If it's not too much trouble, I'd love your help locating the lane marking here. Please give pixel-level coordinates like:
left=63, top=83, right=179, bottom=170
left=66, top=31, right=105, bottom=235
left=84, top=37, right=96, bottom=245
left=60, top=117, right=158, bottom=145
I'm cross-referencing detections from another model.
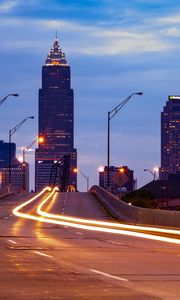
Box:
left=8, top=239, right=17, bottom=244
left=90, top=269, right=128, bottom=282
left=34, top=251, right=53, bottom=258
left=76, top=232, right=83, bottom=235
left=107, top=240, right=123, bottom=245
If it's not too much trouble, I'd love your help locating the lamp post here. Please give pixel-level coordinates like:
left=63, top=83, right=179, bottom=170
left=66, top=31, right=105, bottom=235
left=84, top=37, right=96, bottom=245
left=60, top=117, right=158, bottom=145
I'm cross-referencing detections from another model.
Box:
left=22, top=136, right=44, bottom=191
left=144, top=168, right=158, bottom=181
left=107, top=92, right=143, bottom=188
left=144, top=167, right=159, bottom=199
left=23, top=138, right=38, bottom=163
left=0, top=93, right=19, bottom=106
left=8, top=116, right=34, bottom=185
left=74, top=168, right=89, bottom=191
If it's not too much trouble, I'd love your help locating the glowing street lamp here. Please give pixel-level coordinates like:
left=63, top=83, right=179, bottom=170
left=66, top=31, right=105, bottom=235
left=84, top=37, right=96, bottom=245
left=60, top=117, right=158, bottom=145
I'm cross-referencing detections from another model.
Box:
left=22, top=136, right=44, bottom=191
left=38, top=136, right=44, bottom=144
left=119, top=167, right=125, bottom=174
left=0, top=93, right=19, bottom=106
left=107, top=92, right=143, bottom=188
left=144, top=167, right=159, bottom=181
left=23, top=136, right=44, bottom=163
left=74, top=168, right=89, bottom=191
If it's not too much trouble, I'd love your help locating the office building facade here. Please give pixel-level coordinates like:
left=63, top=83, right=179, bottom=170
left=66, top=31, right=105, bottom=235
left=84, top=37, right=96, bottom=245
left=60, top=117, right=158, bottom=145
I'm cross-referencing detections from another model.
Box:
left=35, top=37, right=77, bottom=191
left=160, top=96, right=180, bottom=180
left=0, top=140, right=29, bottom=191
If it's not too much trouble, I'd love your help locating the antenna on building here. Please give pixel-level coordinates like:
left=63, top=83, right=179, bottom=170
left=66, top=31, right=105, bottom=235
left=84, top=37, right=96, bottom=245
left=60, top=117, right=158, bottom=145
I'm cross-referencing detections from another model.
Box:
left=55, top=30, right=58, bottom=40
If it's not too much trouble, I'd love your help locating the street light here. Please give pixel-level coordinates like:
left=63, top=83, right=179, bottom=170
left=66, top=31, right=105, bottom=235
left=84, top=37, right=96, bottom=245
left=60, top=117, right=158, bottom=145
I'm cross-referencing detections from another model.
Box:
left=74, top=168, right=89, bottom=191
left=22, top=136, right=44, bottom=190
left=23, top=136, right=44, bottom=163
left=144, top=167, right=158, bottom=181
left=107, top=92, right=143, bottom=188
left=0, top=93, right=19, bottom=106
left=8, top=116, right=34, bottom=185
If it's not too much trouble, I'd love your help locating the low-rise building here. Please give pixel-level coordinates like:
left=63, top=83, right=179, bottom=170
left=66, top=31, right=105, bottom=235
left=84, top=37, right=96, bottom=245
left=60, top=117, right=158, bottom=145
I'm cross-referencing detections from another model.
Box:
left=99, top=165, right=134, bottom=196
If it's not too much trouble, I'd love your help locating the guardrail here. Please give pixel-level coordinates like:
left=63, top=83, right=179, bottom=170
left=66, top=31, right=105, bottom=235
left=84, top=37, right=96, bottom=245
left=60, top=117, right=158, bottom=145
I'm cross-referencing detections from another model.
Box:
left=90, top=185, right=180, bottom=228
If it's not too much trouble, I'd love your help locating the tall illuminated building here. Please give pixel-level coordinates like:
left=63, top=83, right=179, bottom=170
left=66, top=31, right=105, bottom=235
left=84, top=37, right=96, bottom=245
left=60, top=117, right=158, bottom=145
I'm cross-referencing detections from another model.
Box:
left=35, top=37, right=77, bottom=191
left=159, top=96, right=180, bottom=180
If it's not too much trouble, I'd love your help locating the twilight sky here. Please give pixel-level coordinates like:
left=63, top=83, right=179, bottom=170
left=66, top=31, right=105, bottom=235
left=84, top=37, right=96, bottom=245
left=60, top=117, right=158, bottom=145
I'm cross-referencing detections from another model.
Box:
left=1, top=0, right=180, bottom=191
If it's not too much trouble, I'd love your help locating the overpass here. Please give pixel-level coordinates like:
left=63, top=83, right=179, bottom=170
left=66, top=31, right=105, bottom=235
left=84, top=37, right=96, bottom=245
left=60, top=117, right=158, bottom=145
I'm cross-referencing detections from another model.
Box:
left=0, top=187, right=180, bottom=299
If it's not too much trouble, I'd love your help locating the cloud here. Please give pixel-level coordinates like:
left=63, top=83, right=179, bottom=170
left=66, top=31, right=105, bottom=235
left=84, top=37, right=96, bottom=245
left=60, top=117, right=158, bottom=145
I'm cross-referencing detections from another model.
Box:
left=163, top=27, right=180, bottom=37
left=0, top=0, right=19, bottom=12
left=157, top=14, right=180, bottom=25
left=0, top=16, right=173, bottom=55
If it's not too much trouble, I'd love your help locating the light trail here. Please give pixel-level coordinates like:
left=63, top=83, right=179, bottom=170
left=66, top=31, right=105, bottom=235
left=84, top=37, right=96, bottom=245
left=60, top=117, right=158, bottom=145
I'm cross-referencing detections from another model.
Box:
left=37, top=187, right=180, bottom=237
left=13, top=186, right=51, bottom=216
left=13, top=186, right=180, bottom=245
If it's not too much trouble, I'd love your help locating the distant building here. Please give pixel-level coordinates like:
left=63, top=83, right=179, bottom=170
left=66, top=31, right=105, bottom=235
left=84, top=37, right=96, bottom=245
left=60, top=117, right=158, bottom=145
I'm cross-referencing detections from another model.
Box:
left=99, top=165, right=134, bottom=195
left=35, top=36, right=77, bottom=191
left=0, top=140, right=15, bottom=167
left=159, top=95, right=180, bottom=180
left=0, top=140, right=29, bottom=192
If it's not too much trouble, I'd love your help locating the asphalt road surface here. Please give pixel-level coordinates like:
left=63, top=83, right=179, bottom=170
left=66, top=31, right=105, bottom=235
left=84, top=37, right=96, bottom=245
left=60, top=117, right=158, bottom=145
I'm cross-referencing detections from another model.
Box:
left=0, top=191, right=180, bottom=300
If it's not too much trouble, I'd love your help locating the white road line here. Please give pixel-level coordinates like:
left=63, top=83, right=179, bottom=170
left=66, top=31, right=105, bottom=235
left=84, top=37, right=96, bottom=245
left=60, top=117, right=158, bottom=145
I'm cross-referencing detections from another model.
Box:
left=90, top=269, right=128, bottom=282
left=34, top=251, right=53, bottom=258
left=8, top=239, right=17, bottom=244
left=107, top=240, right=123, bottom=245
left=76, top=232, right=83, bottom=235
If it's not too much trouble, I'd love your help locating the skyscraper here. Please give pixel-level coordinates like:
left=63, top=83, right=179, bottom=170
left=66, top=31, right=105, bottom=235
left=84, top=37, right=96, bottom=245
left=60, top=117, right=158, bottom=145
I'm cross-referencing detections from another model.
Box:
left=35, top=37, right=77, bottom=191
left=159, top=95, right=180, bottom=180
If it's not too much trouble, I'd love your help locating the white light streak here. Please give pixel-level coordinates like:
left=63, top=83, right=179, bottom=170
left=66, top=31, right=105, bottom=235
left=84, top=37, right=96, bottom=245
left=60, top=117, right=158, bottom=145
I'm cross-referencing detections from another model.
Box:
left=8, top=239, right=17, bottom=244
left=90, top=269, right=128, bottom=282
left=34, top=251, right=53, bottom=258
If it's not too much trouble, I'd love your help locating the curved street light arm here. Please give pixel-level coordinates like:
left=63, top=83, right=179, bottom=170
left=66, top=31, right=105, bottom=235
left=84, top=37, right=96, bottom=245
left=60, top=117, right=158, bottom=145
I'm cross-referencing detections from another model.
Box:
left=0, top=93, right=19, bottom=106
left=78, top=169, right=88, bottom=180
left=109, top=92, right=143, bottom=120
left=8, top=116, right=34, bottom=185
left=10, top=116, right=34, bottom=136
left=23, top=138, right=37, bottom=163
left=107, top=92, right=143, bottom=188
left=144, top=168, right=157, bottom=180
left=76, top=169, right=89, bottom=191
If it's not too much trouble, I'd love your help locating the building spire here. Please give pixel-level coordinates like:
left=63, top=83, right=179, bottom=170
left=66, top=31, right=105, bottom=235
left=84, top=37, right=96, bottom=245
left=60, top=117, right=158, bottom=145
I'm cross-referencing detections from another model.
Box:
left=45, top=35, right=67, bottom=66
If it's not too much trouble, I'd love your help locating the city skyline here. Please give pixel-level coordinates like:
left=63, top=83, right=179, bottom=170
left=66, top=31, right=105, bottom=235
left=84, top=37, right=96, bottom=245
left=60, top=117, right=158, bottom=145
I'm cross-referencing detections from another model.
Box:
left=1, top=1, right=180, bottom=190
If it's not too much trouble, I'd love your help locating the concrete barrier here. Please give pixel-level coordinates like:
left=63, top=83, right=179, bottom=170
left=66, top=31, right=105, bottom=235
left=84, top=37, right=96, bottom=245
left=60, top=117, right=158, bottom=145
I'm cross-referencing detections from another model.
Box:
left=90, top=185, right=180, bottom=228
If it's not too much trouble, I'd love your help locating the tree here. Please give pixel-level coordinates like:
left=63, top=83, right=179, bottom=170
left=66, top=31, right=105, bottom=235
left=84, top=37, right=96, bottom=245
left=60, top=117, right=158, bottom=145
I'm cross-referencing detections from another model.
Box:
left=122, top=189, right=157, bottom=208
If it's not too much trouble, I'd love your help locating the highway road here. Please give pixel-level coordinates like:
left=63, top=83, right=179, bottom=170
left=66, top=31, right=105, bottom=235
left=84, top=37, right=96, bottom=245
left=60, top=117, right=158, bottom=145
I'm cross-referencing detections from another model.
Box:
left=0, top=190, right=180, bottom=300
